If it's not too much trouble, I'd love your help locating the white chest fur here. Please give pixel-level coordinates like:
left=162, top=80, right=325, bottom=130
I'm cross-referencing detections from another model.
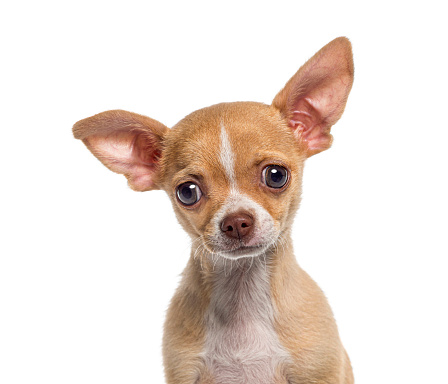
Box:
left=203, top=257, right=289, bottom=384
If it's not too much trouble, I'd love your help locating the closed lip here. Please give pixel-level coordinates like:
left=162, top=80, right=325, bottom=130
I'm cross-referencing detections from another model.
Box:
left=218, top=244, right=269, bottom=259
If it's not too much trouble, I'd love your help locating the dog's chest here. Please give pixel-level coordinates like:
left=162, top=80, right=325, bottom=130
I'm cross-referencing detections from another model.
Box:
left=203, top=260, right=288, bottom=384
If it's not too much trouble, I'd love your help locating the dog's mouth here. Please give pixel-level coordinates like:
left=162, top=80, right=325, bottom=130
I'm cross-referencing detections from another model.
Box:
left=204, top=239, right=274, bottom=260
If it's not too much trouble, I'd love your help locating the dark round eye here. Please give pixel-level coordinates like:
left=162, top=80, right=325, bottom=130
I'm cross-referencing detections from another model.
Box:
left=176, top=182, right=202, bottom=206
left=263, top=165, right=288, bottom=189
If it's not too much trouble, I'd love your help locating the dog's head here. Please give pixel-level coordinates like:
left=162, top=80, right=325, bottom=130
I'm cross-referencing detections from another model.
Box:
left=73, top=37, right=353, bottom=260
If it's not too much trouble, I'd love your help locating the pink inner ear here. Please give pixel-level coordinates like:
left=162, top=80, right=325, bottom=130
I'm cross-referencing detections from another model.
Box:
left=74, top=109, right=169, bottom=190
left=85, top=129, right=161, bottom=191
left=273, top=37, right=354, bottom=156
left=286, top=75, right=352, bottom=154
left=288, top=97, right=325, bottom=148
left=289, top=100, right=316, bottom=133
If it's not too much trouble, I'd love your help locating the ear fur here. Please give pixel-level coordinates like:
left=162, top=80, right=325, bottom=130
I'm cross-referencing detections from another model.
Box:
left=272, top=37, right=354, bottom=157
left=73, top=110, right=169, bottom=191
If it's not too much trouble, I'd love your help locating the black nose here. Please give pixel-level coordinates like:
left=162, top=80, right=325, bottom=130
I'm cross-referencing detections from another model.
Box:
left=220, top=212, right=254, bottom=240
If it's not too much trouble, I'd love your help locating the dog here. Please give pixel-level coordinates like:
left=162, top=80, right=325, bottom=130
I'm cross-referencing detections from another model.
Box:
left=73, top=36, right=354, bottom=384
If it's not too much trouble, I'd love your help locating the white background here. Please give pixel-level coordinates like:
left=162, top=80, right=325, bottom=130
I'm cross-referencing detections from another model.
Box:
left=1, top=1, right=447, bottom=383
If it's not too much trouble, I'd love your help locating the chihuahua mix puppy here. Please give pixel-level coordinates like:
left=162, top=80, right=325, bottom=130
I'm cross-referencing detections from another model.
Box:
left=74, top=37, right=354, bottom=384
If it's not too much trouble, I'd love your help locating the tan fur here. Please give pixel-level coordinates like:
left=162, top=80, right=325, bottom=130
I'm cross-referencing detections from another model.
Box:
left=162, top=256, right=211, bottom=383
left=73, top=37, right=354, bottom=383
left=270, top=244, right=354, bottom=383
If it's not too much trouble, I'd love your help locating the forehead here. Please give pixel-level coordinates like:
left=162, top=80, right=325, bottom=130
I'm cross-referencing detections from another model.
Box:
left=162, top=102, right=301, bottom=178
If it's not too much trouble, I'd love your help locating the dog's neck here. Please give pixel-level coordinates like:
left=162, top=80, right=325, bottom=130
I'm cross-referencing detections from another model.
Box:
left=189, top=231, right=295, bottom=299
left=191, top=235, right=294, bottom=383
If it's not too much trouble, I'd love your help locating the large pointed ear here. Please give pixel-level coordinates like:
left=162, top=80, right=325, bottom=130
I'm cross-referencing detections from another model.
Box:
left=272, top=37, right=354, bottom=157
left=73, top=110, right=169, bottom=191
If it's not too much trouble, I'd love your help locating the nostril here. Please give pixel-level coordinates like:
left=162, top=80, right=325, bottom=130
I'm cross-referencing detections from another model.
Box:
left=220, top=212, right=254, bottom=239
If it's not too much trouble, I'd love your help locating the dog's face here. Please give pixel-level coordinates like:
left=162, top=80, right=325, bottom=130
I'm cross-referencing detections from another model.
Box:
left=159, top=102, right=306, bottom=259
left=73, top=37, right=354, bottom=260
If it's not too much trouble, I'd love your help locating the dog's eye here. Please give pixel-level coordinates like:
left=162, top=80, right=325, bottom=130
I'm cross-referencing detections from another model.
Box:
left=263, top=165, right=288, bottom=189
left=176, top=182, right=202, bottom=206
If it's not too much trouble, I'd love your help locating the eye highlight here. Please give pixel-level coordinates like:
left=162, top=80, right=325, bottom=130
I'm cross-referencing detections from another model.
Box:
left=176, top=182, right=202, bottom=206
left=263, top=165, right=288, bottom=189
